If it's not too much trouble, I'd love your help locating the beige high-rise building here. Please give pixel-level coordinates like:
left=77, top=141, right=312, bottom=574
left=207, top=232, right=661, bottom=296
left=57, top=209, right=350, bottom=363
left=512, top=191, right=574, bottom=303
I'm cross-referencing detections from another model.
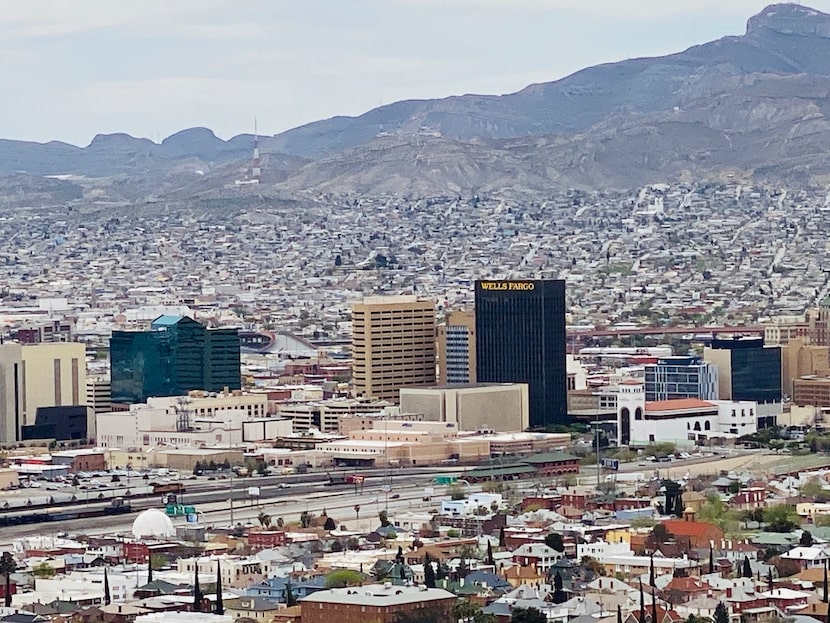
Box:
left=437, top=310, right=477, bottom=385
left=351, top=295, right=436, bottom=402
left=21, top=342, right=87, bottom=425
left=782, top=338, right=830, bottom=399
left=0, top=342, right=86, bottom=442
left=763, top=315, right=810, bottom=346
left=0, top=343, right=25, bottom=443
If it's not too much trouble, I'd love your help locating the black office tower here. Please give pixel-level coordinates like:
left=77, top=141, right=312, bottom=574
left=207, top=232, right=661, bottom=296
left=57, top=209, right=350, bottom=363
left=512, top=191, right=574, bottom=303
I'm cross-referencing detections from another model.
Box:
left=475, top=279, right=567, bottom=428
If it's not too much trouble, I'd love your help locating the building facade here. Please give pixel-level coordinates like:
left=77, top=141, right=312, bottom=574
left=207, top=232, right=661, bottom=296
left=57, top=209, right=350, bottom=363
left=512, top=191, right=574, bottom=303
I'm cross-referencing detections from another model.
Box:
left=793, top=376, right=830, bottom=408
left=86, top=377, right=112, bottom=415
left=351, top=296, right=436, bottom=403
left=299, top=584, right=456, bottom=623
left=782, top=338, right=830, bottom=399
left=0, top=342, right=88, bottom=441
left=644, top=357, right=718, bottom=402
left=21, top=342, right=87, bottom=425
left=110, top=315, right=241, bottom=404
left=475, top=279, right=567, bottom=427
left=704, top=336, right=782, bottom=427
left=399, top=383, right=529, bottom=432
left=437, top=310, right=476, bottom=385
left=0, top=343, right=24, bottom=443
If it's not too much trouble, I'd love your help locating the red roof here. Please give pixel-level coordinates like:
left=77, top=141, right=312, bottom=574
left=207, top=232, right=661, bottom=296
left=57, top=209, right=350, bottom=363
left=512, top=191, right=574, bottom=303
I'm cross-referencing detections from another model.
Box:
left=662, top=519, right=723, bottom=538
left=664, top=576, right=711, bottom=592
left=645, top=398, right=716, bottom=412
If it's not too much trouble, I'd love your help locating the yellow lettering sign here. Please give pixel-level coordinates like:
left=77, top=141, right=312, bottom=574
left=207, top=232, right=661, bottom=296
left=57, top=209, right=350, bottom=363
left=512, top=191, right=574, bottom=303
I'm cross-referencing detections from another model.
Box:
left=479, top=281, right=535, bottom=291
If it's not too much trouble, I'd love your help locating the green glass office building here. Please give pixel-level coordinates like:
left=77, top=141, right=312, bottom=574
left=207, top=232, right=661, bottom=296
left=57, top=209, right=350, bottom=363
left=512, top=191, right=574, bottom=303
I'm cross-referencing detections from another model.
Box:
left=110, top=316, right=241, bottom=404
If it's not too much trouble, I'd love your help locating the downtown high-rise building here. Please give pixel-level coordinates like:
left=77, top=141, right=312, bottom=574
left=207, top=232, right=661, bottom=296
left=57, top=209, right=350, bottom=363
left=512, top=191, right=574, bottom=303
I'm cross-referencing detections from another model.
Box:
left=437, top=310, right=477, bottom=385
left=475, top=279, right=567, bottom=428
left=351, top=295, right=436, bottom=402
left=110, top=315, right=241, bottom=404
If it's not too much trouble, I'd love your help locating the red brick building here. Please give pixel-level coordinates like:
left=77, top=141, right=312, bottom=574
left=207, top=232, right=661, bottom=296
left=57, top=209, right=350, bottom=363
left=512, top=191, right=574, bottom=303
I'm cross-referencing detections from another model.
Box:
left=247, top=530, right=287, bottom=551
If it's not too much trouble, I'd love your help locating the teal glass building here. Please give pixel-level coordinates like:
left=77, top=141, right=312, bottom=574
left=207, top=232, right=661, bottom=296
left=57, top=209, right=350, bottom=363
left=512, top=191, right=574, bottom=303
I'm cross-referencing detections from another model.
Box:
left=110, top=316, right=241, bottom=404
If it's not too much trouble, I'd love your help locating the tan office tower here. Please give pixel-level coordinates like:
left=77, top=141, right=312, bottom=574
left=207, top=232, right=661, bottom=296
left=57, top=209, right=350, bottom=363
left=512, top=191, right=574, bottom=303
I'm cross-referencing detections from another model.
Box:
left=352, top=295, right=436, bottom=402
left=21, top=342, right=87, bottom=425
left=0, top=343, right=25, bottom=443
left=437, top=310, right=477, bottom=385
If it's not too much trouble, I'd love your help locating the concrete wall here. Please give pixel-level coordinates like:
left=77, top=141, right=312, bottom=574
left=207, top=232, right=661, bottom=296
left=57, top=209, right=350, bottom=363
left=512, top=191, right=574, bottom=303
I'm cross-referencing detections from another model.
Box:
left=399, top=384, right=529, bottom=432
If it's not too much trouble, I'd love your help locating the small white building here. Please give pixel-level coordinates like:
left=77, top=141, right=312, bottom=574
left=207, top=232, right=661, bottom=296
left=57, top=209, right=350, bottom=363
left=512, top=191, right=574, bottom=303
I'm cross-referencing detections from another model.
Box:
left=617, top=380, right=757, bottom=447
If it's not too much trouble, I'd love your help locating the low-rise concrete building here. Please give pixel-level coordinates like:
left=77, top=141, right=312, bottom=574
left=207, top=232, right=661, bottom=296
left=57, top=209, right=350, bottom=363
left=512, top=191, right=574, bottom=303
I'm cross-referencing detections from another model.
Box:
left=399, top=383, right=530, bottom=432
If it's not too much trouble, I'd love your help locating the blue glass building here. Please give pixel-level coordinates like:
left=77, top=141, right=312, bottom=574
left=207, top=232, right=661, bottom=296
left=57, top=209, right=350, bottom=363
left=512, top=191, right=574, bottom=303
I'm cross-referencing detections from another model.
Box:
left=110, top=316, right=241, bottom=404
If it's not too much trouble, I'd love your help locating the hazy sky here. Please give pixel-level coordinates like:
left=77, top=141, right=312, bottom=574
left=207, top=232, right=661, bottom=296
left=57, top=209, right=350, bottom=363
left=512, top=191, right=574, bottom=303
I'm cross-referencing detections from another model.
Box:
left=2, top=0, right=829, bottom=146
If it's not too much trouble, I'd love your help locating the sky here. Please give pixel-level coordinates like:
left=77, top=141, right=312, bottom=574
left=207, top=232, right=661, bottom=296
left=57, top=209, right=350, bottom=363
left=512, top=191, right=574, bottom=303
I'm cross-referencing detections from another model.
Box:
left=2, top=0, right=830, bottom=146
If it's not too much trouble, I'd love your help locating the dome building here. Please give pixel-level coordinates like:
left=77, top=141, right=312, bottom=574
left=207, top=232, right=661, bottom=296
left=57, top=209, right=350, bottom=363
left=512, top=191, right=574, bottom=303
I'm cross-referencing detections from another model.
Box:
left=132, top=508, right=175, bottom=539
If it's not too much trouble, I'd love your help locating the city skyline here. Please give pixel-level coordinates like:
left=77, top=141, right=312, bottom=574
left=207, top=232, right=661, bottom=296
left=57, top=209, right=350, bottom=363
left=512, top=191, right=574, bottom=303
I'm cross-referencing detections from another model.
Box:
left=1, top=0, right=826, bottom=145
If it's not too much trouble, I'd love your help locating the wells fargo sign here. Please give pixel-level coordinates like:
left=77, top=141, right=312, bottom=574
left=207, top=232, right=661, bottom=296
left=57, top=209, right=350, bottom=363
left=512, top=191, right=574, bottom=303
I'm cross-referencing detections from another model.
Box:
left=478, top=281, right=536, bottom=291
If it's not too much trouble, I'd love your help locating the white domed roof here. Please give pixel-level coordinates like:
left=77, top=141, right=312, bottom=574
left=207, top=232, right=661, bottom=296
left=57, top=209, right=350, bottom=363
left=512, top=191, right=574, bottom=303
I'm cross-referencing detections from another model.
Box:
left=132, top=508, right=175, bottom=539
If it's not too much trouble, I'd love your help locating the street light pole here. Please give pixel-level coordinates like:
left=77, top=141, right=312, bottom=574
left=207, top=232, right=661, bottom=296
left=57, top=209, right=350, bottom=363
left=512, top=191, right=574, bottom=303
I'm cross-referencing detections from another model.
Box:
left=595, top=393, right=602, bottom=488
left=229, top=469, right=234, bottom=526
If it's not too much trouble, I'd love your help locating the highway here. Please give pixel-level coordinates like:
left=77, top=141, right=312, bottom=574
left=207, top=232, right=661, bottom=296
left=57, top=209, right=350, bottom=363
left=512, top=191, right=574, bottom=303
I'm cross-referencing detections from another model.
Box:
left=0, top=467, right=465, bottom=544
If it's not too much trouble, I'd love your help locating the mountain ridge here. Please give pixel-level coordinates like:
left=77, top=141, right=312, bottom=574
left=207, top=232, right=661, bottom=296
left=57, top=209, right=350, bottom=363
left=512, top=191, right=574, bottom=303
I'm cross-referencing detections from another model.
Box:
left=3, top=3, right=830, bottom=197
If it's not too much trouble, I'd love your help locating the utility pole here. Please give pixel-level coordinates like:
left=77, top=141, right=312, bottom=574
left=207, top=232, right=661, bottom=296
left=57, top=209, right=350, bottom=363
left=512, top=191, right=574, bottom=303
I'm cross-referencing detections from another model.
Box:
left=229, top=469, right=234, bottom=526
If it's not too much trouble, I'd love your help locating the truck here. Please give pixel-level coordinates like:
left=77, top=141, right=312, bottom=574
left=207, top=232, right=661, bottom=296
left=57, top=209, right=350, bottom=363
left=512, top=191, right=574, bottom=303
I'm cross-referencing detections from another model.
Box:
left=152, top=482, right=186, bottom=495
left=325, top=473, right=366, bottom=487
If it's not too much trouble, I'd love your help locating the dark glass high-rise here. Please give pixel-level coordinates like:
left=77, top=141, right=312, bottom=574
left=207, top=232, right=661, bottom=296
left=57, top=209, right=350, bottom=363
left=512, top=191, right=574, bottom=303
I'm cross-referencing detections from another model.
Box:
left=475, top=279, right=567, bottom=428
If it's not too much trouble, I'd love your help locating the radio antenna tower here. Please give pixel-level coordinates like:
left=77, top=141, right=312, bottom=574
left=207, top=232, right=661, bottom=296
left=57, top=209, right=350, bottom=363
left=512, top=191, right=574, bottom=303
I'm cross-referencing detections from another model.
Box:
left=251, top=117, right=261, bottom=182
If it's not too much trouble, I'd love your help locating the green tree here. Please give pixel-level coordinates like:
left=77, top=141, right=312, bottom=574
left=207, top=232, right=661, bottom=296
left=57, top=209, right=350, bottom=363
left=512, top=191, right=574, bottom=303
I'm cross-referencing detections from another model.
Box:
left=423, top=553, right=436, bottom=589
left=511, top=607, right=548, bottom=623
left=545, top=533, right=565, bottom=553
left=257, top=512, right=271, bottom=528
left=324, top=569, right=364, bottom=588
left=801, top=530, right=814, bottom=547
left=324, top=516, right=336, bottom=531
left=33, top=562, right=54, bottom=579
left=763, top=505, right=799, bottom=533
left=697, top=495, right=740, bottom=535
left=0, top=551, right=15, bottom=608
left=663, top=480, right=684, bottom=517
left=553, top=571, right=566, bottom=604
left=651, top=523, right=670, bottom=544
left=713, top=602, right=729, bottom=623
left=285, top=579, right=297, bottom=607
left=454, top=599, right=497, bottom=623
left=448, top=485, right=466, bottom=501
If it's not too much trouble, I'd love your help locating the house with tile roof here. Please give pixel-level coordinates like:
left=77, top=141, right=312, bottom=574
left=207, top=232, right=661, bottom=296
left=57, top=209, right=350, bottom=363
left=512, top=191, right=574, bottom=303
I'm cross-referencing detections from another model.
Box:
left=661, top=508, right=724, bottom=549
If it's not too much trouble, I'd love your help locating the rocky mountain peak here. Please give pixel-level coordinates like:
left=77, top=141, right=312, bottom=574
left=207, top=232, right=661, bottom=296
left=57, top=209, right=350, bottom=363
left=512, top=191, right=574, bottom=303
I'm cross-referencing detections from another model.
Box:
left=747, top=3, right=830, bottom=37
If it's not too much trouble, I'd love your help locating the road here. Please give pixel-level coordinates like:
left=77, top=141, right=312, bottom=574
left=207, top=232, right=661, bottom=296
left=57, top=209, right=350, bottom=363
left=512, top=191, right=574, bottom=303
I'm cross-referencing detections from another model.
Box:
left=0, top=469, right=459, bottom=545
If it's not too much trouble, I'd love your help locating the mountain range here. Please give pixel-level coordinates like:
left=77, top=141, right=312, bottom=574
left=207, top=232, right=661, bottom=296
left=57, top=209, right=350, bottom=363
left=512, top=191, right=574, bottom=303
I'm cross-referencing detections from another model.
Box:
left=7, top=2, right=830, bottom=202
